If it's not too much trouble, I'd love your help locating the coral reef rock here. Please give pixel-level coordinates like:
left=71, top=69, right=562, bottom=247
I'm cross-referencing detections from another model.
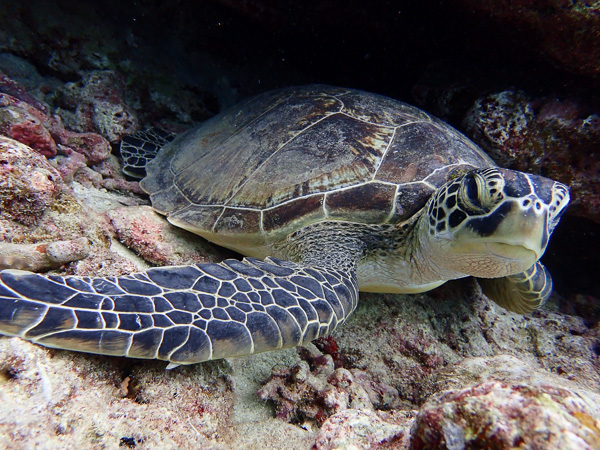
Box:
left=410, top=381, right=600, bottom=449
left=453, top=0, right=600, bottom=77
left=0, top=92, right=57, bottom=157
left=107, top=205, right=232, bottom=266
left=0, top=136, right=62, bottom=225
left=0, top=86, right=112, bottom=166
left=56, top=70, right=138, bottom=144
left=315, top=409, right=414, bottom=449
left=0, top=337, right=234, bottom=449
left=258, top=344, right=400, bottom=426
left=464, top=90, right=600, bottom=224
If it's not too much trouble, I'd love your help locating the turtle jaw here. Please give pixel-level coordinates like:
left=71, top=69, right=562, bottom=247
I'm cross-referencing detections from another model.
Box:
left=432, top=238, right=540, bottom=279
left=484, top=242, right=538, bottom=262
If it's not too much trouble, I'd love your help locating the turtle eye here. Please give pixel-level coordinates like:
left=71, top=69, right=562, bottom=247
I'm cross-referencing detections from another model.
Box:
left=459, top=173, right=485, bottom=213
left=465, top=175, right=480, bottom=205
left=459, top=170, right=505, bottom=213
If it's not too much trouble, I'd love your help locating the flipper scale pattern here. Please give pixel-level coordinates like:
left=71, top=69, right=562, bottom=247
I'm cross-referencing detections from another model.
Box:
left=0, top=257, right=358, bottom=364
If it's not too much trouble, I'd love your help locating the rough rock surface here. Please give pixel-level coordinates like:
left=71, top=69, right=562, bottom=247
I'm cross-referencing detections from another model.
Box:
left=258, top=345, right=400, bottom=426
left=0, top=337, right=235, bottom=449
left=0, top=136, right=63, bottom=225
left=55, top=70, right=138, bottom=144
left=0, top=92, right=57, bottom=157
left=464, top=91, right=600, bottom=223
left=453, top=0, right=600, bottom=77
left=107, top=205, right=233, bottom=266
left=411, top=381, right=600, bottom=449
left=0, top=90, right=112, bottom=165
left=0, top=136, right=147, bottom=277
left=315, top=409, right=414, bottom=449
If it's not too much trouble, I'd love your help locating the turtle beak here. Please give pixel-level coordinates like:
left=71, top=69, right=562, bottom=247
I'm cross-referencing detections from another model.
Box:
left=487, top=174, right=570, bottom=260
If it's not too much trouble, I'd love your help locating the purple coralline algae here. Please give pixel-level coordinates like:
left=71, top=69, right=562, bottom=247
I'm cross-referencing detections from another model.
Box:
left=258, top=344, right=401, bottom=426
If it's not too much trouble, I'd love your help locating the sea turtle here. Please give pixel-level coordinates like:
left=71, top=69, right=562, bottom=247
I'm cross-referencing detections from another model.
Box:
left=0, top=85, right=569, bottom=367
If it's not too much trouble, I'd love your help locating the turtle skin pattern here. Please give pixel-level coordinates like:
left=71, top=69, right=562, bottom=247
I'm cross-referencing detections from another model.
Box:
left=478, top=261, right=552, bottom=314
left=0, top=257, right=358, bottom=364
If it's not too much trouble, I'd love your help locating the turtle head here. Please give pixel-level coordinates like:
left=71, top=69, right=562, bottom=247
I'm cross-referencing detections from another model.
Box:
left=424, top=168, right=569, bottom=278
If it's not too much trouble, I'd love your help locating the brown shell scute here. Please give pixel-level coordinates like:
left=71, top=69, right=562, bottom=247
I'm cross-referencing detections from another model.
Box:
left=231, top=113, right=395, bottom=208
left=375, top=122, right=488, bottom=184
left=337, top=90, right=433, bottom=126
left=170, top=91, right=344, bottom=207
left=326, top=183, right=397, bottom=222
left=263, top=195, right=324, bottom=233
left=142, top=84, right=496, bottom=243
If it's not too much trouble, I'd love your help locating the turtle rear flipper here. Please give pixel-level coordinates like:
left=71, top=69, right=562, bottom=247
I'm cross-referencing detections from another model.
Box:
left=0, top=258, right=358, bottom=365
left=119, top=128, right=176, bottom=178
left=478, top=261, right=553, bottom=314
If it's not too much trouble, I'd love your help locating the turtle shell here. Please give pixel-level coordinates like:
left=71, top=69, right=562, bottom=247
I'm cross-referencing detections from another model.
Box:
left=141, top=85, right=495, bottom=253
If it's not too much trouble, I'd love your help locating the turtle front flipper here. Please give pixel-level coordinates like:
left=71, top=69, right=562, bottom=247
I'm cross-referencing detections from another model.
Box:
left=0, top=257, right=358, bottom=365
left=477, top=261, right=552, bottom=314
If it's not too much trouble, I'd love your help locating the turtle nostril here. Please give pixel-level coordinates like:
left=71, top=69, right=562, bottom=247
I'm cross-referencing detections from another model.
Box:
left=522, top=199, right=531, bottom=208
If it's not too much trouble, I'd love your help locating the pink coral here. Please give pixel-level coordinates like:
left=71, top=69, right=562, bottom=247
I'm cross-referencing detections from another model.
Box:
left=0, top=90, right=112, bottom=167
left=0, top=93, right=57, bottom=157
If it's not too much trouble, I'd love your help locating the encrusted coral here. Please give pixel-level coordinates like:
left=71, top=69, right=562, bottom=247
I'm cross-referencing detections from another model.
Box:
left=315, top=409, right=414, bottom=449
left=56, top=70, right=138, bottom=143
left=0, top=136, right=116, bottom=273
left=410, top=381, right=600, bottom=449
left=0, top=92, right=57, bottom=157
left=258, top=344, right=400, bottom=426
left=0, top=88, right=112, bottom=166
left=0, top=136, right=62, bottom=225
